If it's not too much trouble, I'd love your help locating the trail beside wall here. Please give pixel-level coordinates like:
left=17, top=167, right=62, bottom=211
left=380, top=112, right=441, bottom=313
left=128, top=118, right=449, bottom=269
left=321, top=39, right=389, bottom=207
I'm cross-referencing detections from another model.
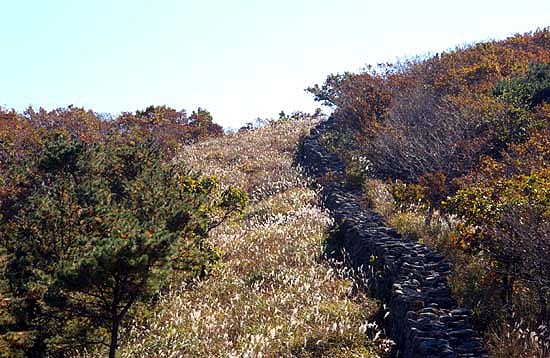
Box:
left=296, top=119, right=488, bottom=358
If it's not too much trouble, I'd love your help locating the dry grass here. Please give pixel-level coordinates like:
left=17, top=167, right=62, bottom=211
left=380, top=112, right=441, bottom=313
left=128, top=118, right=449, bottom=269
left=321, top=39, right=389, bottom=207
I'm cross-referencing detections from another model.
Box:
left=363, top=178, right=456, bottom=253
left=95, top=119, right=392, bottom=357
left=485, top=319, right=550, bottom=358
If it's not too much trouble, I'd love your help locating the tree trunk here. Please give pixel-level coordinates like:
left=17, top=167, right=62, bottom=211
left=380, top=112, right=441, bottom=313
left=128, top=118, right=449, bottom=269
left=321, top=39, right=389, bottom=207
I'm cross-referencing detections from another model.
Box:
left=501, top=274, right=514, bottom=318
left=109, top=317, right=120, bottom=358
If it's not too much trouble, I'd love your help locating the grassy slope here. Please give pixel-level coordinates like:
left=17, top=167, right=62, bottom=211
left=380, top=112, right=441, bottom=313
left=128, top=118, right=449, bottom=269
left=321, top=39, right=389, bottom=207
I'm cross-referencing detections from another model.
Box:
left=114, top=119, right=390, bottom=357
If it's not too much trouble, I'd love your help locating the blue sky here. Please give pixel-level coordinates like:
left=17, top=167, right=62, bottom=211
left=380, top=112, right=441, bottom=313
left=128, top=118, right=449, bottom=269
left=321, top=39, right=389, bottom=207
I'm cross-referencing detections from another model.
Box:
left=1, top=1, right=549, bottom=128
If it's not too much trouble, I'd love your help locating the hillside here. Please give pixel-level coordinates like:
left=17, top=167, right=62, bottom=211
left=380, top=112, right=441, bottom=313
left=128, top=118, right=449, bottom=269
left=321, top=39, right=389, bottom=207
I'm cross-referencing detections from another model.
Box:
left=1, top=28, right=550, bottom=358
left=110, top=119, right=392, bottom=357
left=0, top=112, right=394, bottom=357
left=308, top=28, right=550, bottom=356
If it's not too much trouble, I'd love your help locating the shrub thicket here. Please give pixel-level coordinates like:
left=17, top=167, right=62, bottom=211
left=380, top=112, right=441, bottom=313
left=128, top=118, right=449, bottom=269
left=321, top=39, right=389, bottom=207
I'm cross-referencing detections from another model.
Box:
left=310, top=28, right=550, bottom=354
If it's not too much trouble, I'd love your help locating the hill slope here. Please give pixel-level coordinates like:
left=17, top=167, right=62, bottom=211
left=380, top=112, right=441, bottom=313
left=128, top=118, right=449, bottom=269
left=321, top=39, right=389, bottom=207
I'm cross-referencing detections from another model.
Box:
left=113, top=119, right=392, bottom=357
left=308, top=28, right=550, bottom=356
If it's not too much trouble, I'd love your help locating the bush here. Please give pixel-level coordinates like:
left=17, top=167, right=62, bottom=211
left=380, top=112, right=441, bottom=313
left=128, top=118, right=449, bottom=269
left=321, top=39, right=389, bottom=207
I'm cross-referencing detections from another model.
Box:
left=366, top=86, right=484, bottom=183
left=448, top=172, right=550, bottom=324
left=306, top=69, right=394, bottom=135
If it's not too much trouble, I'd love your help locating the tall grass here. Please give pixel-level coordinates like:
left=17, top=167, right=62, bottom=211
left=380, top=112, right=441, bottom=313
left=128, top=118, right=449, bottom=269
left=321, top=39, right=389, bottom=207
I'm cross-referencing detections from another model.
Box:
left=99, top=119, right=392, bottom=357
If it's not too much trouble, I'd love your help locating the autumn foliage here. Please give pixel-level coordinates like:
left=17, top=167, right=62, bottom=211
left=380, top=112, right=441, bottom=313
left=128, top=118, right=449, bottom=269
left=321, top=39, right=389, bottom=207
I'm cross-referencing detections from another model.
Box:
left=0, top=105, right=222, bottom=161
left=311, top=28, right=550, bottom=349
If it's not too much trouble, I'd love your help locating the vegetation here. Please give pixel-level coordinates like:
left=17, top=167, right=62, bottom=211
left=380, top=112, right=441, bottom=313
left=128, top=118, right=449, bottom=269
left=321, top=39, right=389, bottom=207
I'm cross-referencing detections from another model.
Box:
left=3, top=25, right=550, bottom=357
left=0, top=105, right=223, bottom=162
left=107, top=118, right=392, bottom=357
left=0, top=107, right=388, bottom=356
left=0, top=106, right=243, bottom=357
left=310, top=28, right=550, bottom=356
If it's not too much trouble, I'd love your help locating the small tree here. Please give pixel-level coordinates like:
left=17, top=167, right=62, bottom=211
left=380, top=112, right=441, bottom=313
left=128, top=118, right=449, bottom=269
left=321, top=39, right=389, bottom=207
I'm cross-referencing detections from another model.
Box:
left=307, top=70, right=394, bottom=135
left=0, top=132, right=247, bottom=357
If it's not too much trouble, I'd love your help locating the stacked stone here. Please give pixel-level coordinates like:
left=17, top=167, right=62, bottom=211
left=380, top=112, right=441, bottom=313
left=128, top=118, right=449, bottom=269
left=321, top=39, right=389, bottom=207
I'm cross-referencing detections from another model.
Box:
left=296, top=119, right=488, bottom=358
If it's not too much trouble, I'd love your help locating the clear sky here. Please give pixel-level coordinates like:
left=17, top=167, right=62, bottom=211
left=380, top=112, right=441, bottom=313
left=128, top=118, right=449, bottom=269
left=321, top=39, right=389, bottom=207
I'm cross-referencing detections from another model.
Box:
left=1, top=1, right=549, bottom=129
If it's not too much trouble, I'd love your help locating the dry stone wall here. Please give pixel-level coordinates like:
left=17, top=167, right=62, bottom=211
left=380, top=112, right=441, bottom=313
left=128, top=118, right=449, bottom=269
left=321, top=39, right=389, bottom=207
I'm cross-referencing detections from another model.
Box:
left=296, top=119, right=488, bottom=358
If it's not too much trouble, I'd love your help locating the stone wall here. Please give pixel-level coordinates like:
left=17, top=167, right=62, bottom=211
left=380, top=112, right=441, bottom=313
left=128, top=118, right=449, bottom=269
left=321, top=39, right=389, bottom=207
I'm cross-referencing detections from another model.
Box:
left=296, top=119, right=488, bottom=358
